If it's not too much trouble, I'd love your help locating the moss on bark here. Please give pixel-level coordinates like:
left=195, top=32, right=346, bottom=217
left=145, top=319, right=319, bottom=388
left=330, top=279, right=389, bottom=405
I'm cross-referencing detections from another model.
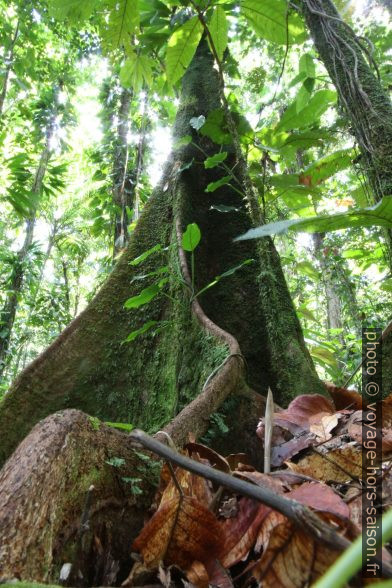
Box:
left=0, top=41, right=325, bottom=468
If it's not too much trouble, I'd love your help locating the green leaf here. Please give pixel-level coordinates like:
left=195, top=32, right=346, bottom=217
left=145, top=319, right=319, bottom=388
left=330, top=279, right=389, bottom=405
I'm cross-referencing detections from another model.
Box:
left=182, top=223, right=201, bottom=251
left=48, top=0, right=95, bottom=23
left=205, top=175, right=232, bottom=192
left=310, top=346, right=337, bottom=367
left=125, top=320, right=158, bottom=342
left=204, top=151, right=228, bottom=169
left=120, top=52, right=153, bottom=91
left=200, top=109, right=231, bottom=144
left=166, top=16, right=204, bottom=85
left=235, top=196, right=392, bottom=240
left=190, top=115, right=206, bottom=130
left=105, top=421, right=134, bottom=431
left=102, top=0, right=139, bottom=52
left=299, top=148, right=354, bottom=187
left=130, top=244, right=162, bottom=266
left=173, top=135, right=192, bottom=149
left=124, top=280, right=168, bottom=308
left=195, top=259, right=254, bottom=298
left=208, top=6, right=229, bottom=61
left=295, top=77, right=315, bottom=113
left=277, top=90, right=336, bottom=132
left=299, top=53, right=315, bottom=78
left=296, top=261, right=320, bottom=280
left=241, top=0, right=307, bottom=45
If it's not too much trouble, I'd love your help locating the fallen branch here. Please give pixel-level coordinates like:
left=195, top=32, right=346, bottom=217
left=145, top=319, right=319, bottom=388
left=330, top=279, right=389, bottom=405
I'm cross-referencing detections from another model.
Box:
left=131, top=429, right=392, bottom=578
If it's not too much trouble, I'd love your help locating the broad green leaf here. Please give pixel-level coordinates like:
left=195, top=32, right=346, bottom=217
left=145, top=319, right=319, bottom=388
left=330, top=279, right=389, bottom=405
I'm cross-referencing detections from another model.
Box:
left=102, top=0, right=139, bottom=52
left=182, top=223, right=201, bottom=251
left=166, top=16, right=203, bottom=85
left=120, top=52, right=153, bottom=91
left=173, top=135, right=192, bottom=149
left=299, top=53, right=315, bottom=78
left=310, top=346, right=338, bottom=367
left=124, top=280, right=168, bottom=308
left=105, top=421, right=134, bottom=431
left=205, top=175, right=232, bottom=192
left=381, top=278, right=392, bottom=292
left=204, top=151, right=228, bottom=169
left=241, top=0, right=307, bottom=45
left=276, top=90, right=336, bottom=132
left=125, top=320, right=158, bottom=342
left=48, top=0, right=95, bottom=23
left=130, top=244, right=162, bottom=266
left=200, top=109, right=231, bottom=144
left=296, top=77, right=315, bottom=113
left=299, top=148, right=354, bottom=187
left=208, top=6, right=229, bottom=61
left=235, top=197, right=392, bottom=240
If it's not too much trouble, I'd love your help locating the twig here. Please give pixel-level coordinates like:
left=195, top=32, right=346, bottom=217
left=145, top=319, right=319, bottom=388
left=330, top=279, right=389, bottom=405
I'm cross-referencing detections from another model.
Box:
left=130, top=429, right=392, bottom=578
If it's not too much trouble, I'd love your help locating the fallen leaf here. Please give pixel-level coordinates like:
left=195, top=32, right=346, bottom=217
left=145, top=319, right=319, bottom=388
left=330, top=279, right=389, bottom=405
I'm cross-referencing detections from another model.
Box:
left=324, top=382, right=362, bottom=410
left=186, top=560, right=209, bottom=588
left=132, top=496, right=223, bottom=570
left=310, top=413, right=339, bottom=442
left=286, top=443, right=363, bottom=483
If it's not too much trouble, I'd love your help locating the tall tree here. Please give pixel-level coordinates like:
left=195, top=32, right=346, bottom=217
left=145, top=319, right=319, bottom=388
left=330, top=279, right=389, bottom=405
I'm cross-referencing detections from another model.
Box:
left=0, top=40, right=324, bottom=467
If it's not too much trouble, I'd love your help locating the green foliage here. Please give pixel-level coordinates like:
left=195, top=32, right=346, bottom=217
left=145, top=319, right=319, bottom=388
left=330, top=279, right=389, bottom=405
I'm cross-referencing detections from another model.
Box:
left=166, top=16, right=203, bottom=85
left=182, top=222, right=201, bottom=252
left=241, top=0, right=307, bottom=45
left=102, top=0, right=140, bottom=52
left=120, top=51, right=153, bottom=91
left=204, top=151, right=228, bottom=169
left=235, top=197, right=392, bottom=240
left=208, top=6, right=228, bottom=61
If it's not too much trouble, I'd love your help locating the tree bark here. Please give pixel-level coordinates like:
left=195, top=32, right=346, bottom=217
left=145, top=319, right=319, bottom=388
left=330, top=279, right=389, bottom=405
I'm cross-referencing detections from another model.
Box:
left=0, top=409, right=155, bottom=585
left=299, top=0, right=392, bottom=202
left=0, top=41, right=324, bottom=468
left=113, top=87, right=133, bottom=256
left=300, top=0, right=392, bottom=393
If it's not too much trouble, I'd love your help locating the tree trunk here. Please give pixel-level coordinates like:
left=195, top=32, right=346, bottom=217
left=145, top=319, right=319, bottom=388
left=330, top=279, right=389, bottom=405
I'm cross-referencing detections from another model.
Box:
left=0, top=409, right=155, bottom=585
left=0, top=41, right=324, bottom=468
left=0, top=135, right=53, bottom=379
left=0, top=19, right=19, bottom=120
left=132, top=93, right=148, bottom=223
left=300, top=0, right=392, bottom=201
left=300, top=0, right=392, bottom=392
left=113, top=87, right=133, bottom=256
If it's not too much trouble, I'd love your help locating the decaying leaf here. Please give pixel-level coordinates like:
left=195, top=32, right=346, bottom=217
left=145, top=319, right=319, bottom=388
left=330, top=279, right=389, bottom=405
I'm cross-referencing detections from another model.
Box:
left=132, top=495, right=223, bottom=570
left=286, top=442, right=363, bottom=482
left=252, top=518, right=339, bottom=587
left=309, top=413, right=339, bottom=442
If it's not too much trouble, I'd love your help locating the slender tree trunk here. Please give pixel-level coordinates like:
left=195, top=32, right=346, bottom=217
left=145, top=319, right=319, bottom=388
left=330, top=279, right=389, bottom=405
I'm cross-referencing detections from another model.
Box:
left=0, top=135, right=53, bottom=379
left=113, top=88, right=133, bottom=256
left=300, top=0, right=392, bottom=394
left=132, top=93, right=148, bottom=222
left=0, top=19, right=19, bottom=120
left=0, top=41, right=325, bottom=468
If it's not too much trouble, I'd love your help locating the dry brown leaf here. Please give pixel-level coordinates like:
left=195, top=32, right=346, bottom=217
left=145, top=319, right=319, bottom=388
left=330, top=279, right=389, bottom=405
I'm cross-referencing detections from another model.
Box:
left=219, top=498, right=271, bottom=568
left=324, top=382, right=363, bottom=410
left=274, top=394, right=335, bottom=432
left=252, top=518, right=339, bottom=587
left=186, top=560, right=209, bottom=588
left=185, top=442, right=231, bottom=473
left=310, top=413, right=339, bottom=442
left=288, top=482, right=349, bottom=519
left=159, top=462, right=213, bottom=506
left=286, top=443, right=363, bottom=482
left=132, top=495, right=223, bottom=570
left=271, top=434, right=317, bottom=467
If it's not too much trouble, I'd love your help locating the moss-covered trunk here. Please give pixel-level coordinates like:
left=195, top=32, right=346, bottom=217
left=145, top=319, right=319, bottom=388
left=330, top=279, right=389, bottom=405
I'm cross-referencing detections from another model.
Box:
left=0, top=41, right=324, bottom=468
left=300, top=0, right=392, bottom=392
left=300, top=0, right=392, bottom=202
